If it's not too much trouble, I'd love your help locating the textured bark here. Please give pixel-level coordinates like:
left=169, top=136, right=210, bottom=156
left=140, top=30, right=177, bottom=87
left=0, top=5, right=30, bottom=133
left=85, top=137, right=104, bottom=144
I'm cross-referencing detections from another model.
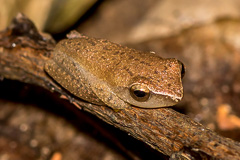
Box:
left=0, top=14, right=240, bottom=160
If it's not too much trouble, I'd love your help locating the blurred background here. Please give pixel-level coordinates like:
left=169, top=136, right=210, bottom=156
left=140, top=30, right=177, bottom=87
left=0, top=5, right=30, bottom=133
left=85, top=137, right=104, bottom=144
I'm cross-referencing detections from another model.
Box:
left=1, top=0, right=240, bottom=159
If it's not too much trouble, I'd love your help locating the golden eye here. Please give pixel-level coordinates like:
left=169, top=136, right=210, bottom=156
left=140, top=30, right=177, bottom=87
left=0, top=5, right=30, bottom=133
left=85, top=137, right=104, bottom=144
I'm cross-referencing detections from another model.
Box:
left=130, top=84, right=150, bottom=102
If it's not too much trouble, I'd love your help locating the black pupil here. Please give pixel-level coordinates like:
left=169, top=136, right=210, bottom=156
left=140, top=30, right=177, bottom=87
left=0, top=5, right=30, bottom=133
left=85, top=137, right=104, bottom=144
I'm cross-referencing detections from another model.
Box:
left=134, top=90, right=146, bottom=98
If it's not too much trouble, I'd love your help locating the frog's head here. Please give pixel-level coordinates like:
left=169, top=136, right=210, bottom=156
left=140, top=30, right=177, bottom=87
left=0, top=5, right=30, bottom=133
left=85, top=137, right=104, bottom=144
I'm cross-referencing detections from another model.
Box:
left=113, top=58, right=185, bottom=108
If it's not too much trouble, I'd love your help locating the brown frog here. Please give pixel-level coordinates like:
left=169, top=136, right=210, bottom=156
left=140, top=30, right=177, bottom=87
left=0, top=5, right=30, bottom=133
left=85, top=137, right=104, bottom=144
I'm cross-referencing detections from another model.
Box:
left=45, top=33, right=185, bottom=109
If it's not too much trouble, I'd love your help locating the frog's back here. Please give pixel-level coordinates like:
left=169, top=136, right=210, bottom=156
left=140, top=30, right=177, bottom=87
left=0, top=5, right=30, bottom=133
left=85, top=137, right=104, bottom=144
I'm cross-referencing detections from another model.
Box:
left=56, top=37, right=166, bottom=86
left=57, top=37, right=143, bottom=68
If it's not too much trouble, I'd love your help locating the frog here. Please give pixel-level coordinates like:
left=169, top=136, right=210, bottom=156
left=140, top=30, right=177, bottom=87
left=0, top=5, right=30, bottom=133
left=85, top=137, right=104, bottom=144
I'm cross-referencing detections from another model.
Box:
left=45, top=33, right=185, bottom=109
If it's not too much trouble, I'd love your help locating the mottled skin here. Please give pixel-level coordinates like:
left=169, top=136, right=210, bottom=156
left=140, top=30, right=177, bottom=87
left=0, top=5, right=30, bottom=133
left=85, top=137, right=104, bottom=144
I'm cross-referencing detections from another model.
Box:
left=45, top=35, right=184, bottom=109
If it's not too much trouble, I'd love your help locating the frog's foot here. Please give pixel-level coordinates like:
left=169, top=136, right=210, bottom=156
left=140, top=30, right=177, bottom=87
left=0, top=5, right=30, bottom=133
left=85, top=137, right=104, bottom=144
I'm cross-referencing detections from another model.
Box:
left=112, top=107, right=132, bottom=112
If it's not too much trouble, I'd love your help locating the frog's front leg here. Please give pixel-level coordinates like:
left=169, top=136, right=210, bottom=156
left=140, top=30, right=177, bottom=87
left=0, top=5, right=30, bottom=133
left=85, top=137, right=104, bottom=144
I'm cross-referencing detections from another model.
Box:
left=89, top=77, right=131, bottom=110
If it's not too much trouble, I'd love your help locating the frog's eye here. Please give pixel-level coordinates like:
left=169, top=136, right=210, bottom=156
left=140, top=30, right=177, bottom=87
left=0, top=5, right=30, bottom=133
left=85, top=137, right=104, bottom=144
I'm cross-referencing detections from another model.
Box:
left=130, top=84, right=150, bottom=102
left=178, top=61, right=185, bottom=79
